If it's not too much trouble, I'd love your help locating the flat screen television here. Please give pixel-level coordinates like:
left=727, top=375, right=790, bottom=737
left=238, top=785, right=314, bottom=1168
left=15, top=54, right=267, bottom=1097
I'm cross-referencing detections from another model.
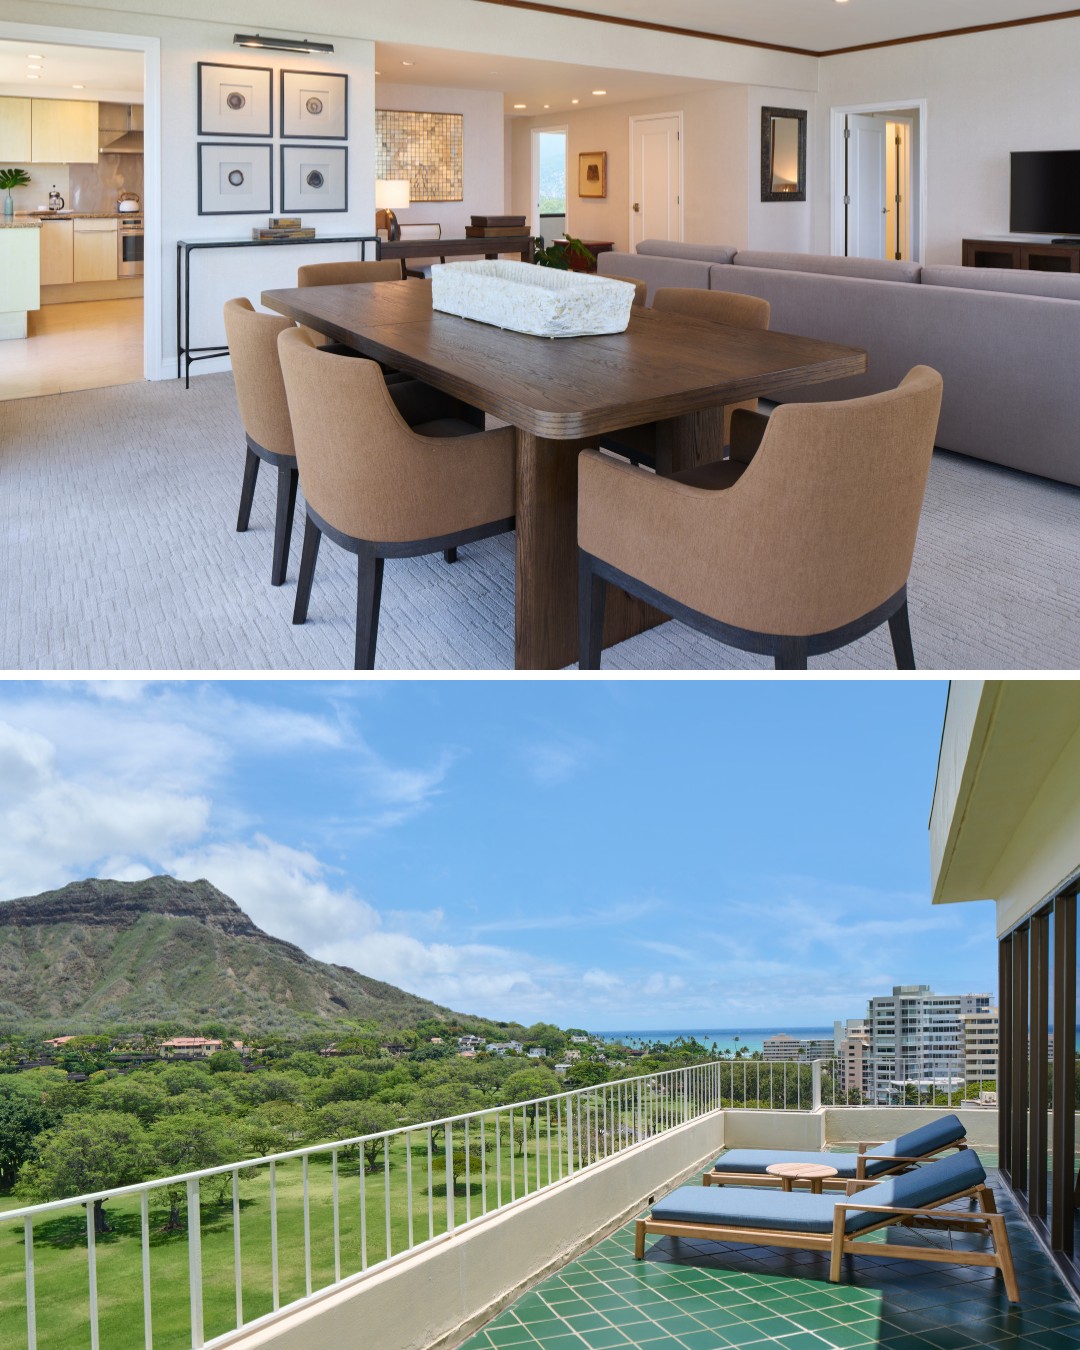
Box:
left=1010, top=150, right=1080, bottom=235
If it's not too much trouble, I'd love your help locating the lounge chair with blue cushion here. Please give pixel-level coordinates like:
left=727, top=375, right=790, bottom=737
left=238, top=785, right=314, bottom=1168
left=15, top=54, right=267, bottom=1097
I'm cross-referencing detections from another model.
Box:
left=637, top=1149, right=1019, bottom=1302
left=704, top=1113, right=967, bottom=1189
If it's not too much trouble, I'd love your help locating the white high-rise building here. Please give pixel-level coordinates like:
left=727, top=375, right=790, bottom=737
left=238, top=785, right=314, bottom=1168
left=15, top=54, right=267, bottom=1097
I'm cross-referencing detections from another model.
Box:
left=833, top=1018, right=871, bottom=1098
left=866, top=985, right=992, bottom=1103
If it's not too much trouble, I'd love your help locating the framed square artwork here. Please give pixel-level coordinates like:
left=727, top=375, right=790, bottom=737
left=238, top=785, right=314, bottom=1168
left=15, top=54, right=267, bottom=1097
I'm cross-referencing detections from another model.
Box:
left=198, top=142, right=273, bottom=215
left=197, top=62, right=273, bottom=138
left=578, top=151, right=607, bottom=199
left=281, top=69, right=348, bottom=139
left=281, top=144, right=348, bottom=213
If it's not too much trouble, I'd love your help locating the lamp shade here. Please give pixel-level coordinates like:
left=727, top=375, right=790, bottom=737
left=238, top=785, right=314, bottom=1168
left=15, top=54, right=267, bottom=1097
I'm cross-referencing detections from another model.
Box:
left=376, top=179, right=411, bottom=210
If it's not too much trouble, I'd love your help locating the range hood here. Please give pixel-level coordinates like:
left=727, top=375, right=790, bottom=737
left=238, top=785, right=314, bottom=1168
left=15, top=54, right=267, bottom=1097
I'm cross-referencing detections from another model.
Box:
left=99, top=102, right=144, bottom=155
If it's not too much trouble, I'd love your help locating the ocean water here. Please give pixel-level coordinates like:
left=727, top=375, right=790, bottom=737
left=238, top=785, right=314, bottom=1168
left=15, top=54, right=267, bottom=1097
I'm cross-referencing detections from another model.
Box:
left=599, top=1027, right=835, bottom=1056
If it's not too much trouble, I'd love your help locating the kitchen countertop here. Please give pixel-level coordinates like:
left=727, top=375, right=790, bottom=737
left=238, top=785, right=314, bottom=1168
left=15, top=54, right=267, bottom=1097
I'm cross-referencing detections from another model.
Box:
left=21, top=211, right=137, bottom=220
left=0, top=219, right=41, bottom=229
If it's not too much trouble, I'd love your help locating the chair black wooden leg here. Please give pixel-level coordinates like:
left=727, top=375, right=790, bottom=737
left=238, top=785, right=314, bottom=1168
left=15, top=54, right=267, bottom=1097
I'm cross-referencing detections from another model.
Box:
left=271, top=465, right=299, bottom=586
left=443, top=547, right=458, bottom=564
left=292, top=514, right=322, bottom=624
left=775, top=639, right=808, bottom=670
left=578, top=552, right=606, bottom=670
left=355, top=550, right=385, bottom=670
left=236, top=446, right=260, bottom=532
left=888, top=601, right=916, bottom=670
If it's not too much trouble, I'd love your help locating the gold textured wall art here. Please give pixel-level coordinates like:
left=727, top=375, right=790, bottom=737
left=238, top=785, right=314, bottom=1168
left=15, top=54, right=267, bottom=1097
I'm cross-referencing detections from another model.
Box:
left=376, top=110, right=463, bottom=202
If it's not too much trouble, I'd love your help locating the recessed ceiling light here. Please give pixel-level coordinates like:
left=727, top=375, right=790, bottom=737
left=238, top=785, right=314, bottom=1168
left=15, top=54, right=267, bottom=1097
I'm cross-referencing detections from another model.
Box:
left=27, top=74, right=39, bottom=79
left=27, top=54, right=43, bottom=59
left=72, top=84, right=84, bottom=89
left=28, top=63, right=43, bottom=70
left=592, top=90, right=607, bottom=96
left=401, top=60, right=415, bottom=66
left=571, top=98, right=579, bottom=104
left=543, top=104, right=550, bottom=110
left=513, top=103, right=526, bottom=109
left=374, top=70, right=381, bottom=75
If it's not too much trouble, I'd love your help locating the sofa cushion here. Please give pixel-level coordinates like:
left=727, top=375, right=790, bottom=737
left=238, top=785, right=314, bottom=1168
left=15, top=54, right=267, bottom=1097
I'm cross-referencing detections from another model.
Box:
left=598, top=250, right=711, bottom=296
left=844, top=1148, right=986, bottom=1234
left=734, top=250, right=922, bottom=284
left=650, top=1183, right=838, bottom=1235
left=924, top=263, right=1080, bottom=303
left=636, top=239, right=738, bottom=265
left=710, top=1148, right=869, bottom=1179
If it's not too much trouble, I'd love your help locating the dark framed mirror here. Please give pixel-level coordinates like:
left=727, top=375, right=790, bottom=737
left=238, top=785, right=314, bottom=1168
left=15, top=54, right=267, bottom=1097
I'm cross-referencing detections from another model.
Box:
left=761, top=106, right=807, bottom=202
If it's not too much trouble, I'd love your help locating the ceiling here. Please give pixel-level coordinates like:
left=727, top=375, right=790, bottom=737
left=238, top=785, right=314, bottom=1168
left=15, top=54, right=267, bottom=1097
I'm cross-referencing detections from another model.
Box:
left=0, top=40, right=143, bottom=103
left=471, top=0, right=1080, bottom=54
left=376, top=44, right=721, bottom=116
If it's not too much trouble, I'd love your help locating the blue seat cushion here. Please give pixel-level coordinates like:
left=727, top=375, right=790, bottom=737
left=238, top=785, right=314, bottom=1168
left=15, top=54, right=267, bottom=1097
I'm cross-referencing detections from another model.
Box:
left=844, top=1147, right=986, bottom=1233
left=651, top=1149, right=987, bottom=1240
left=711, top=1115, right=967, bottom=1181
left=650, top=1183, right=839, bottom=1235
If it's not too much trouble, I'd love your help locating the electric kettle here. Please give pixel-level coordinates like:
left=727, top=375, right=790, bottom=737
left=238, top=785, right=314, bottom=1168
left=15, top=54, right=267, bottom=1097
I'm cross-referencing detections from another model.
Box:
left=48, top=187, right=65, bottom=212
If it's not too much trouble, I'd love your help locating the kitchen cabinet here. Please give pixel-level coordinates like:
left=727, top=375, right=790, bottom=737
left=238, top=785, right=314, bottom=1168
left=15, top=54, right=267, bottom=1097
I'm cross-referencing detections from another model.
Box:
left=0, top=97, right=31, bottom=162
left=0, top=226, right=40, bottom=339
left=73, top=218, right=116, bottom=282
left=30, top=99, right=99, bottom=164
left=39, top=218, right=74, bottom=285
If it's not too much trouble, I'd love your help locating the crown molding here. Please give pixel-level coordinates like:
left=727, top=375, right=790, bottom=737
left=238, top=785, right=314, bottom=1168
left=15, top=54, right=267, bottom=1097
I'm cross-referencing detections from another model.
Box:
left=469, top=0, right=1080, bottom=59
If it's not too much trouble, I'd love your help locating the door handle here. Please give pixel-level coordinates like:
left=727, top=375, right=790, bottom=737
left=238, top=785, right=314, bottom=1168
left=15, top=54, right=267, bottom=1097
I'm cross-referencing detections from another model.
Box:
left=633, top=203, right=640, bottom=213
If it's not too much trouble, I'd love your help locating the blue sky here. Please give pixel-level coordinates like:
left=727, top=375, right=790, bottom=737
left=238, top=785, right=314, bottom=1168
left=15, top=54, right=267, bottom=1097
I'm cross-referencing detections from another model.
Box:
left=0, top=679, right=997, bottom=1030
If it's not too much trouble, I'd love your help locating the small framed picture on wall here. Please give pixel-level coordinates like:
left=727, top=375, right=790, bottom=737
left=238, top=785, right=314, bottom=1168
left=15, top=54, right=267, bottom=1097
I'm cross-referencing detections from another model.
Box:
left=280, top=69, right=348, bottom=139
left=198, top=142, right=273, bottom=215
left=281, top=144, right=348, bottom=213
left=578, top=151, right=607, bottom=199
left=197, top=62, right=273, bottom=138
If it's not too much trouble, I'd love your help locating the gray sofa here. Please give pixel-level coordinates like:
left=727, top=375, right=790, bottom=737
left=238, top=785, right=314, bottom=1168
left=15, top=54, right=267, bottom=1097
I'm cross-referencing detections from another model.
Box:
left=599, top=242, right=1080, bottom=486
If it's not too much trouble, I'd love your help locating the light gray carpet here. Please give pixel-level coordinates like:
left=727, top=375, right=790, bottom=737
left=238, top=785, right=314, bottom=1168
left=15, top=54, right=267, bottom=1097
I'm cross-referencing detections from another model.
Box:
left=2, top=374, right=1078, bottom=670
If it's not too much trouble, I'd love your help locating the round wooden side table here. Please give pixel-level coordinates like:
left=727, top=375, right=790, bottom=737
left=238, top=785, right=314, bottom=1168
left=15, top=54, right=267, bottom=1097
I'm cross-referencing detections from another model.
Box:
left=764, top=1162, right=839, bottom=1194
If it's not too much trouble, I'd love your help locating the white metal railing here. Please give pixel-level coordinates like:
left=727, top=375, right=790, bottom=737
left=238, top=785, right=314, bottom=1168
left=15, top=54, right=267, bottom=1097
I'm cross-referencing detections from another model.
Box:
left=2, top=1059, right=781, bottom=1350
left=3, top=1055, right=976, bottom=1349
left=818, top=1055, right=998, bottom=1108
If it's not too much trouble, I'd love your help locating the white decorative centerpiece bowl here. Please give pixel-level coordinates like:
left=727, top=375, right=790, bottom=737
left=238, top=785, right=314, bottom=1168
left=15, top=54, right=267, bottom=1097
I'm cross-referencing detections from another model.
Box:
left=430, top=260, right=635, bottom=338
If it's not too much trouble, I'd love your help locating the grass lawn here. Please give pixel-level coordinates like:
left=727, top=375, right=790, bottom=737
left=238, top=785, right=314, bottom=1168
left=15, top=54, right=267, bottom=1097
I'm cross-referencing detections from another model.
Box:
left=0, top=1116, right=582, bottom=1350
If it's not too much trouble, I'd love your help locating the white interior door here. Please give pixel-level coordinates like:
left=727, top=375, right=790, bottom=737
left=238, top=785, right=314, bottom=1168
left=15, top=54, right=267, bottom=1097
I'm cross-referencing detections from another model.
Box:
left=630, top=114, right=682, bottom=248
left=846, top=114, right=887, bottom=259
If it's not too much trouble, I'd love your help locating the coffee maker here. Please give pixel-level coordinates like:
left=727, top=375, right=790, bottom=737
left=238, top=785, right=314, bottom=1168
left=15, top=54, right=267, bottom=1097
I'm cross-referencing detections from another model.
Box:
left=48, top=186, right=65, bottom=212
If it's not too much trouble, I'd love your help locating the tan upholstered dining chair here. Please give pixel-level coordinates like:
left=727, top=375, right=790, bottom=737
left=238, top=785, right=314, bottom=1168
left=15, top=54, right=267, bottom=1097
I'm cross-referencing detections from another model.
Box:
left=578, top=366, right=944, bottom=670
left=601, top=287, right=771, bottom=467
left=277, top=327, right=516, bottom=669
left=223, top=298, right=300, bottom=587
left=296, top=260, right=404, bottom=286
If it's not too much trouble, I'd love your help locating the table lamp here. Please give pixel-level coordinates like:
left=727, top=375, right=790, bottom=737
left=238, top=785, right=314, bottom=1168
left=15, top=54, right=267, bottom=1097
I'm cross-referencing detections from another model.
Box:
left=376, top=179, right=410, bottom=241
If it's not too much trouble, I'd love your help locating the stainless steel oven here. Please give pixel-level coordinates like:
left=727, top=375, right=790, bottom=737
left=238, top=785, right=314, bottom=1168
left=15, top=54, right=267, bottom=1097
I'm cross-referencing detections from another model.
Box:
left=118, top=216, right=143, bottom=278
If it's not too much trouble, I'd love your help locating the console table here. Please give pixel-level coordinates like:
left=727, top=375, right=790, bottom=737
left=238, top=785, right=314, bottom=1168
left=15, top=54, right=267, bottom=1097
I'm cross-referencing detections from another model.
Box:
left=379, top=234, right=535, bottom=264
left=963, top=237, right=1080, bottom=273
left=176, top=233, right=381, bottom=387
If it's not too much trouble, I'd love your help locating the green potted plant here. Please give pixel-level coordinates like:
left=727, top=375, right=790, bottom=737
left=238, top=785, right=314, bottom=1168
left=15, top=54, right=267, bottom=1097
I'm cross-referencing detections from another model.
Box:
left=0, top=168, right=31, bottom=221
left=533, top=235, right=596, bottom=271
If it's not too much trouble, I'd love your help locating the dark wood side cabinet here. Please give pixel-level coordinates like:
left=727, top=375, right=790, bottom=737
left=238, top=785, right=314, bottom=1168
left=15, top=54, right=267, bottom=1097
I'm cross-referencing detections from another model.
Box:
left=963, top=237, right=1080, bottom=273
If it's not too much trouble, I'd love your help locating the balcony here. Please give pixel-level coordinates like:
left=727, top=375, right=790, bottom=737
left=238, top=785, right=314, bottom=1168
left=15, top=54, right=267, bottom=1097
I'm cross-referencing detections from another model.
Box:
left=1, top=1063, right=1073, bottom=1350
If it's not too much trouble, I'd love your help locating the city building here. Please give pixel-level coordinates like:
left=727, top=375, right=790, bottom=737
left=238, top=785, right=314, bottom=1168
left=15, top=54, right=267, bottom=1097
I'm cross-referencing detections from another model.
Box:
left=833, top=1018, right=871, bottom=1098
left=866, top=984, right=992, bottom=1102
left=761, top=1032, right=834, bottom=1062
left=962, top=1006, right=1000, bottom=1084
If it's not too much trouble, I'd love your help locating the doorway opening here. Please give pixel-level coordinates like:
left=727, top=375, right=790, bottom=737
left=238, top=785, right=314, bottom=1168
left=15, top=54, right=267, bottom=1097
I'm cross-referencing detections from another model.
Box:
left=831, top=101, right=925, bottom=263
left=531, top=126, right=567, bottom=247
left=0, top=21, right=160, bottom=398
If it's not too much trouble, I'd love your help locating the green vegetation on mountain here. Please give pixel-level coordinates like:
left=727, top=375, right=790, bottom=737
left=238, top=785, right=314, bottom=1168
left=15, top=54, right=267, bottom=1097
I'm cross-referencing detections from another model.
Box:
left=0, top=876, right=468, bottom=1033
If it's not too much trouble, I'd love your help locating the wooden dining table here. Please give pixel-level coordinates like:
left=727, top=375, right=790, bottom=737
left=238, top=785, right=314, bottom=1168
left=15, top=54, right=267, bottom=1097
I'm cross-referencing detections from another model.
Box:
left=260, top=279, right=867, bottom=669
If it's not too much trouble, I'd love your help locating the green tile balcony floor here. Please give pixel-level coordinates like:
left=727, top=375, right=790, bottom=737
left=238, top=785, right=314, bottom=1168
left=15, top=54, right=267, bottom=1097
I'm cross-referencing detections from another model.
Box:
left=458, top=1158, right=1078, bottom=1350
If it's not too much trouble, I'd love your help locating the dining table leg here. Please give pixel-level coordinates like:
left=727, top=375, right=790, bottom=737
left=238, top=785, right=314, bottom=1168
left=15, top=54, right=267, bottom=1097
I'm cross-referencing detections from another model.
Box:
left=653, top=407, right=729, bottom=476
left=514, top=429, right=667, bottom=670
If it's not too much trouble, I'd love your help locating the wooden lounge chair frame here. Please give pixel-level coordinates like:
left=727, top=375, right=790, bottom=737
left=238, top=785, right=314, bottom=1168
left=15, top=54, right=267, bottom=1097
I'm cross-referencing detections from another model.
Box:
left=703, top=1137, right=969, bottom=1190
left=636, top=1178, right=1020, bottom=1303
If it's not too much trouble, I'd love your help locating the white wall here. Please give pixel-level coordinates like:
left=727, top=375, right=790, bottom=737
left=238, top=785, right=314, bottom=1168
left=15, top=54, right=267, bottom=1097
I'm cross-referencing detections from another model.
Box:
left=747, top=85, right=815, bottom=253
left=815, top=16, right=1080, bottom=264
left=510, top=85, right=749, bottom=254
left=375, top=82, right=504, bottom=237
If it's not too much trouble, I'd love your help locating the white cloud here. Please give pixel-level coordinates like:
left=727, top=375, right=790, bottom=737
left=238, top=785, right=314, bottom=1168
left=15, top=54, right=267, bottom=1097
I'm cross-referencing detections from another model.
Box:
left=519, top=735, right=593, bottom=786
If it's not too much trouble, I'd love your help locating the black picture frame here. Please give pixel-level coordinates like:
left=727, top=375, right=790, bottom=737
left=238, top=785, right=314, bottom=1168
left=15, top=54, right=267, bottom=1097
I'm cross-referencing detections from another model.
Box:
left=280, top=144, right=348, bottom=213
left=197, top=61, right=273, bottom=139
left=761, top=106, right=807, bottom=203
left=198, top=142, right=274, bottom=216
left=280, top=69, right=348, bottom=140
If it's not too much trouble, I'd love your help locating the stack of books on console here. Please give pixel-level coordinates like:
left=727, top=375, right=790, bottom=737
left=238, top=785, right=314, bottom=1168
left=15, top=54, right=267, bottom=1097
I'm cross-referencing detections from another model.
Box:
left=464, top=215, right=529, bottom=238
left=252, top=217, right=316, bottom=240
